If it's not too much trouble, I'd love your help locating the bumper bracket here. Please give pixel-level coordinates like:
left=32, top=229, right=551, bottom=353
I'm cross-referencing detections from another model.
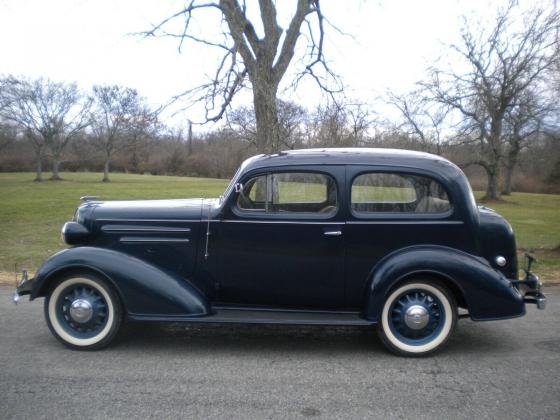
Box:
left=13, top=270, right=33, bottom=305
left=512, top=270, right=546, bottom=310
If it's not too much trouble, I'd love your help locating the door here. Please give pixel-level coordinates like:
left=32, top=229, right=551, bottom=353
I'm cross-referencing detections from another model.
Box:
left=344, top=167, right=475, bottom=308
left=215, top=167, right=346, bottom=309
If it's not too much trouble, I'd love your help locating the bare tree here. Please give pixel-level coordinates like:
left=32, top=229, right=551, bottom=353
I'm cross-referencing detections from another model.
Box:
left=0, top=76, right=91, bottom=181
left=308, top=103, right=348, bottom=147
left=145, top=0, right=341, bottom=153
left=346, top=102, right=372, bottom=147
left=91, top=85, right=143, bottom=182
left=276, top=101, right=308, bottom=150
left=0, top=122, right=16, bottom=153
left=127, top=106, right=159, bottom=173
left=46, top=95, right=91, bottom=180
left=227, top=106, right=257, bottom=146
left=228, top=99, right=307, bottom=150
left=387, top=90, right=448, bottom=155
left=502, top=90, right=553, bottom=194
left=423, top=2, right=559, bottom=199
left=164, top=128, right=189, bottom=175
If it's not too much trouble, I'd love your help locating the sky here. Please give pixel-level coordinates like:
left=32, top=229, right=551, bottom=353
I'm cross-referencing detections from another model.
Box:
left=0, top=0, right=539, bottom=129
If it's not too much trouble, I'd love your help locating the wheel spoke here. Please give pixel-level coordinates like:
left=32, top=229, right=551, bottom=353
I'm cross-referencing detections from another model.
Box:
left=55, top=282, right=110, bottom=338
left=388, top=287, right=447, bottom=345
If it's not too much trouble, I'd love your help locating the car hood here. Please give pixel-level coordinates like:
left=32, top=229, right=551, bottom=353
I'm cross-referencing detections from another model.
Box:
left=81, top=198, right=207, bottom=223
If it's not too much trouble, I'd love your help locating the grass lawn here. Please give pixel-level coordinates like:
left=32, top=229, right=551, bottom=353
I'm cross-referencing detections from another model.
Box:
left=475, top=192, right=560, bottom=280
left=0, top=172, right=558, bottom=283
left=0, top=172, right=228, bottom=283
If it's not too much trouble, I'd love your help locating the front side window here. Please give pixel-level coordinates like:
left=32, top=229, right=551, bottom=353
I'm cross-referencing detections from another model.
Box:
left=237, top=172, right=337, bottom=214
left=351, top=172, right=451, bottom=214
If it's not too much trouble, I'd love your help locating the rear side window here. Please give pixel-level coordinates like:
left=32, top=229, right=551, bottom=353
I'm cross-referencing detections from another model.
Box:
left=351, top=172, right=451, bottom=214
left=237, top=172, right=337, bottom=214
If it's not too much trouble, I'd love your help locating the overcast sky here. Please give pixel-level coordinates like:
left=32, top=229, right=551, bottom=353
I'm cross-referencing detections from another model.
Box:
left=0, top=0, right=537, bottom=128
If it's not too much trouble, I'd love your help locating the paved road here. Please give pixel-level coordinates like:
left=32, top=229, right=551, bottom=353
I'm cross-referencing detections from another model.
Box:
left=1, top=286, right=559, bottom=419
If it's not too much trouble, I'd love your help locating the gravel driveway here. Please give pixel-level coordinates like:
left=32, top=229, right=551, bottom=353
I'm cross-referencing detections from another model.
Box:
left=1, top=285, right=559, bottom=419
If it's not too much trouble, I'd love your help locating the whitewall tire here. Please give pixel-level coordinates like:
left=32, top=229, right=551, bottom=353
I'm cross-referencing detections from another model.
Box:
left=44, top=273, right=122, bottom=350
left=378, top=280, right=457, bottom=356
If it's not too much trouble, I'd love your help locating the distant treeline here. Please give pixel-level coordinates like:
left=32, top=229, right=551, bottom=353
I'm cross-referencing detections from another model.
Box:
left=0, top=75, right=559, bottom=194
left=1, top=105, right=559, bottom=194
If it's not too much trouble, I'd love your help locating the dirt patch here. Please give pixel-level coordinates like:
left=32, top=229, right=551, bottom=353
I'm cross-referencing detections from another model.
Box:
left=0, top=271, right=35, bottom=286
left=0, top=272, right=15, bottom=285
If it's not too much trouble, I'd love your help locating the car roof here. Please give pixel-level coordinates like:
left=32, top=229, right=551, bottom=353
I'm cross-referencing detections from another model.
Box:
left=241, top=148, right=462, bottom=177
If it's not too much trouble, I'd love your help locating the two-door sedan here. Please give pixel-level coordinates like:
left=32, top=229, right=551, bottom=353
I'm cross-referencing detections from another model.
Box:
left=14, top=148, right=546, bottom=356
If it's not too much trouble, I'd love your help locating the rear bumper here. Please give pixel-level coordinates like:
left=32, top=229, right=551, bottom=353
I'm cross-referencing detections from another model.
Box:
left=512, top=272, right=546, bottom=310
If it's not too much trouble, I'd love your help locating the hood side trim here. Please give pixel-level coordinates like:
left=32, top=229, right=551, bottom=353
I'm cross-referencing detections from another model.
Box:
left=101, top=225, right=192, bottom=233
left=96, top=218, right=201, bottom=223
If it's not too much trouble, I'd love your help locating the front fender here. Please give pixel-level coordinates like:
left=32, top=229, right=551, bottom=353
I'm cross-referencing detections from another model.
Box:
left=363, top=245, right=524, bottom=322
left=31, top=247, right=211, bottom=317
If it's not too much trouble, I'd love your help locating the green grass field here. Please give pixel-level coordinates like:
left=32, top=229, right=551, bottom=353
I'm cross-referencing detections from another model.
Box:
left=0, top=172, right=558, bottom=282
left=0, top=172, right=228, bottom=282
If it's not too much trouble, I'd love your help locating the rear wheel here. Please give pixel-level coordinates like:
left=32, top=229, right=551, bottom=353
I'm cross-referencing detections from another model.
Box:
left=44, top=273, right=122, bottom=350
left=378, top=280, right=457, bottom=356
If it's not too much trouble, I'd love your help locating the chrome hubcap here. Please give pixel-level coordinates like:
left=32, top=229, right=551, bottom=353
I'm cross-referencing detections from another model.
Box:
left=404, top=305, right=429, bottom=330
left=69, top=298, right=93, bottom=324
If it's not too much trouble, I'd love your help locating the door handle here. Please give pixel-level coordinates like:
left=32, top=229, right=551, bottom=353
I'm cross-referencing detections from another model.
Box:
left=323, top=230, right=342, bottom=237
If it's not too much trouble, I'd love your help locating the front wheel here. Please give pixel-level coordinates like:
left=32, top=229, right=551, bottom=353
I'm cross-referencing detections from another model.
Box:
left=44, top=273, right=122, bottom=350
left=378, top=280, right=457, bottom=356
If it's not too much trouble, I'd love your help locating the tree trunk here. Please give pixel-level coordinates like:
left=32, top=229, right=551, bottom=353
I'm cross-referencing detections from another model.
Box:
left=187, top=121, right=193, bottom=156
left=435, top=142, right=442, bottom=156
left=484, top=128, right=503, bottom=200
left=484, top=163, right=501, bottom=200
left=253, top=85, right=279, bottom=153
left=503, top=139, right=521, bottom=196
left=102, top=158, right=110, bottom=182
left=130, top=140, right=139, bottom=173
left=50, top=157, right=62, bottom=181
left=502, top=164, right=515, bottom=195
left=34, top=154, right=43, bottom=182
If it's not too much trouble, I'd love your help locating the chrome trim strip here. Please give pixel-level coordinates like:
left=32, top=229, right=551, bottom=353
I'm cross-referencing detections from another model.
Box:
left=212, top=305, right=361, bottom=315
left=346, top=220, right=464, bottom=225
left=221, top=219, right=462, bottom=225
left=102, top=225, right=191, bottom=233
left=97, top=218, right=200, bottom=223
left=221, top=219, right=343, bottom=225
left=119, top=237, right=190, bottom=243
left=101, top=218, right=462, bottom=226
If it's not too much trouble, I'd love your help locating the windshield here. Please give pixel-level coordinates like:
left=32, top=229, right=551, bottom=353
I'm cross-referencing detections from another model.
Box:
left=219, top=166, right=243, bottom=205
left=218, top=154, right=264, bottom=205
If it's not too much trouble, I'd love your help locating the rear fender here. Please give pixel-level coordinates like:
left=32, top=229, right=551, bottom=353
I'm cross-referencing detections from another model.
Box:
left=31, top=247, right=210, bottom=317
left=363, top=245, right=524, bottom=322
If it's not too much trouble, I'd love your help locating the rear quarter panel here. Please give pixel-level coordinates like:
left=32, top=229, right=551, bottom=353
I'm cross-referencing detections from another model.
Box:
left=363, top=246, right=525, bottom=322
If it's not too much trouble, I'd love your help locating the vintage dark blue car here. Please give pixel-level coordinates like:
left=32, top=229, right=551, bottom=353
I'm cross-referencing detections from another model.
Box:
left=14, top=148, right=546, bottom=356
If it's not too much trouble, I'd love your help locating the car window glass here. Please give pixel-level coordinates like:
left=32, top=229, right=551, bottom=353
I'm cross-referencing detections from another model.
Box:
left=237, top=172, right=337, bottom=214
left=351, top=172, right=451, bottom=213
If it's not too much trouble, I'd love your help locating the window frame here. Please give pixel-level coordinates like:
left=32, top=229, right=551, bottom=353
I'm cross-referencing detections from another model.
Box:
left=348, top=169, right=454, bottom=219
left=232, top=169, right=340, bottom=220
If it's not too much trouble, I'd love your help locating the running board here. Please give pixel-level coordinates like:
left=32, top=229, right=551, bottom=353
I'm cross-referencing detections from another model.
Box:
left=130, top=307, right=376, bottom=326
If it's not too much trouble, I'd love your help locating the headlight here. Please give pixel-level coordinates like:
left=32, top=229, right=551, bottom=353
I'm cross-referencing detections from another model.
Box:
left=61, top=222, right=90, bottom=245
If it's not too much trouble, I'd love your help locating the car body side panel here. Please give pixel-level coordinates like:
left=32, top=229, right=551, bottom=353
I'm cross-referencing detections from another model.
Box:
left=216, top=165, right=347, bottom=309
left=90, top=219, right=205, bottom=291
left=29, top=247, right=211, bottom=317
left=342, top=164, right=480, bottom=308
left=344, top=222, right=473, bottom=307
left=363, top=245, right=525, bottom=322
